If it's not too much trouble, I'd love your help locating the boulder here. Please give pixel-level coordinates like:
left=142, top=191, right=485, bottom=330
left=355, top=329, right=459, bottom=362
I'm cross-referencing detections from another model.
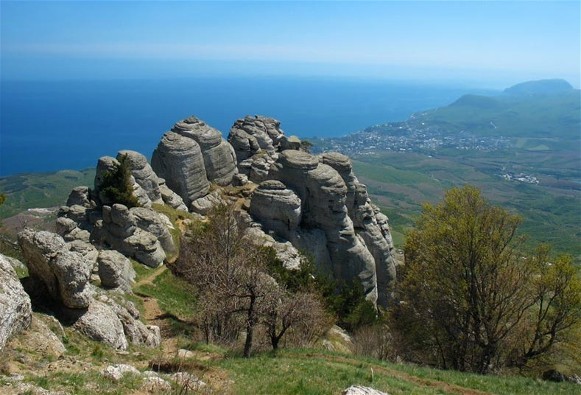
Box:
left=151, top=131, right=210, bottom=206
left=131, top=207, right=177, bottom=257
left=343, top=385, right=389, bottom=395
left=172, top=116, right=238, bottom=185
left=191, top=190, right=225, bottom=215
left=18, top=229, right=93, bottom=308
left=72, top=300, right=128, bottom=350
left=97, top=250, right=136, bottom=291
left=159, top=182, right=189, bottom=212
left=0, top=254, right=32, bottom=350
left=117, top=150, right=164, bottom=205
left=102, top=364, right=140, bottom=382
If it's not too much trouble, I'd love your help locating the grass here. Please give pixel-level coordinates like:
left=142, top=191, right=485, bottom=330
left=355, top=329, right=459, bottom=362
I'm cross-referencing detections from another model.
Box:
left=352, top=151, right=581, bottom=260
left=211, top=349, right=581, bottom=395
left=133, top=264, right=197, bottom=322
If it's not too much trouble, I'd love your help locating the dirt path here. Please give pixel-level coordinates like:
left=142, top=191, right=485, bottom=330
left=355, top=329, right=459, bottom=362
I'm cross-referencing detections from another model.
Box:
left=133, top=265, right=181, bottom=356
left=292, top=352, right=493, bottom=395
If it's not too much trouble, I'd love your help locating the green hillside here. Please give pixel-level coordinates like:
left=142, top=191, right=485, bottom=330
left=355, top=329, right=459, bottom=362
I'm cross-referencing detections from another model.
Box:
left=418, top=88, right=580, bottom=145
left=0, top=169, right=95, bottom=219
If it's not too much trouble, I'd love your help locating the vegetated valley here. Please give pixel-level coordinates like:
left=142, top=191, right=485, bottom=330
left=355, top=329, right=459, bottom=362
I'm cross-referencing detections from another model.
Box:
left=314, top=79, right=581, bottom=258
left=0, top=79, right=579, bottom=395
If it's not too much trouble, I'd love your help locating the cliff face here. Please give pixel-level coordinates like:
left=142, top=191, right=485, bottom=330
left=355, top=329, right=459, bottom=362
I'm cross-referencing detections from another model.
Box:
left=75, top=115, right=396, bottom=307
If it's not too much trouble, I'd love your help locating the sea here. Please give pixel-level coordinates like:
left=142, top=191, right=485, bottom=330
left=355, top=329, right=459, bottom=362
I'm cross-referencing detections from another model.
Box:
left=0, top=76, right=490, bottom=176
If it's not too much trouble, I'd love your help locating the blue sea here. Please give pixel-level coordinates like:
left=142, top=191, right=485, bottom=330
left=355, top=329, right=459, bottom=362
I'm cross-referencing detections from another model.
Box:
left=0, top=77, right=488, bottom=176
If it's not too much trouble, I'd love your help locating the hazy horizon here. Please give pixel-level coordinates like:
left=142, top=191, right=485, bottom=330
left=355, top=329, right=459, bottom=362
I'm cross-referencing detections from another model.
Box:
left=1, top=1, right=579, bottom=88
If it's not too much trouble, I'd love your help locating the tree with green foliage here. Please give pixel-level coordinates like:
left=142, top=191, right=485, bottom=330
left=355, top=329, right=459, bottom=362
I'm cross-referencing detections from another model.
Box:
left=395, top=185, right=580, bottom=374
left=100, top=154, right=139, bottom=208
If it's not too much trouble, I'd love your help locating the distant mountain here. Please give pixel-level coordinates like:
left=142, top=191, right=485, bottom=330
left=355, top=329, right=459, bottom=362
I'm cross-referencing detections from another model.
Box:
left=420, top=80, right=580, bottom=141
left=503, top=79, right=574, bottom=96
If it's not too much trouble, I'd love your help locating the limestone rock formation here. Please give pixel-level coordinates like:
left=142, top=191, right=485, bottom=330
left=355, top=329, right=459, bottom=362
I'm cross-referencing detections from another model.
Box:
left=18, top=229, right=94, bottom=309
left=151, top=131, right=210, bottom=206
left=72, top=299, right=129, bottom=350
left=92, top=204, right=168, bottom=268
left=228, top=115, right=296, bottom=183
left=258, top=149, right=388, bottom=304
left=171, top=116, right=238, bottom=185
left=320, top=152, right=396, bottom=306
left=97, top=250, right=136, bottom=292
left=229, top=115, right=284, bottom=161
left=249, top=180, right=301, bottom=241
left=0, top=254, right=32, bottom=350
left=117, top=150, right=164, bottom=206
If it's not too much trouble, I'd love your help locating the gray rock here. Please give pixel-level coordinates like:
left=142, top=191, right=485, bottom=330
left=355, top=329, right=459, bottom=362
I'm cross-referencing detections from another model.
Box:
left=100, top=295, right=160, bottom=347
left=151, top=131, right=210, bottom=206
left=249, top=180, right=301, bottom=240
left=159, top=182, right=189, bottom=212
left=97, top=250, right=135, bottom=291
left=117, top=150, right=164, bottom=205
left=73, top=300, right=128, bottom=350
left=0, top=254, right=32, bottom=350
left=270, top=150, right=379, bottom=303
left=172, top=116, right=238, bottom=185
left=66, top=186, right=95, bottom=208
left=131, top=207, right=176, bottom=257
left=321, top=152, right=396, bottom=306
left=94, top=204, right=166, bottom=268
left=18, top=229, right=93, bottom=308
left=191, top=190, right=225, bottom=215
left=51, top=250, right=94, bottom=309
left=343, top=385, right=389, bottom=395
left=94, top=156, right=119, bottom=206
left=228, top=115, right=285, bottom=162
left=102, top=363, right=140, bottom=381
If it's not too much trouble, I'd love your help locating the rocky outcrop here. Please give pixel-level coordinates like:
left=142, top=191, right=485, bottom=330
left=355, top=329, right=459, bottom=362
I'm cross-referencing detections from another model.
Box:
left=171, top=116, right=238, bottom=185
left=117, top=150, right=164, bottom=206
left=151, top=131, right=210, bottom=207
left=0, top=254, right=32, bottom=350
left=228, top=116, right=295, bottom=183
left=72, top=299, right=129, bottom=350
left=249, top=180, right=301, bottom=241
left=266, top=150, right=379, bottom=302
left=92, top=204, right=168, bottom=268
left=320, top=152, right=396, bottom=306
left=16, top=229, right=160, bottom=350
left=97, top=250, right=135, bottom=292
left=18, top=229, right=94, bottom=309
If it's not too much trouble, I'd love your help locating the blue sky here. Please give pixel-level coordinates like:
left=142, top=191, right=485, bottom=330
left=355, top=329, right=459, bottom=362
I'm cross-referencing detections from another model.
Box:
left=1, top=1, right=580, bottom=87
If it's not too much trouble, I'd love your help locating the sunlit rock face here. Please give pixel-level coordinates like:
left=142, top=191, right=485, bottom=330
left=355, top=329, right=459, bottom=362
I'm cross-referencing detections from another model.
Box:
left=151, top=130, right=210, bottom=207
left=263, top=149, right=383, bottom=305
left=320, top=152, right=396, bottom=306
left=171, top=116, right=238, bottom=186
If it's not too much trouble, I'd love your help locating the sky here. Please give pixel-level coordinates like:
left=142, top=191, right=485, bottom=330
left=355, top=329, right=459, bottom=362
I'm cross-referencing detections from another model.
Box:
left=1, top=1, right=580, bottom=88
